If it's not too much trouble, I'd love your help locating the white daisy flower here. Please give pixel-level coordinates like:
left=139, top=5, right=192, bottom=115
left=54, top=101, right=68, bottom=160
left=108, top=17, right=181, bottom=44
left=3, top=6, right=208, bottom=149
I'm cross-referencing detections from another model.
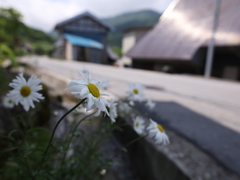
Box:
left=133, top=116, right=145, bottom=135
left=109, top=99, right=118, bottom=123
left=2, top=96, right=14, bottom=109
left=82, top=68, right=90, bottom=77
left=129, top=100, right=135, bottom=106
left=100, top=169, right=106, bottom=176
left=118, top=102, right=131, bottom=115
left=145, top=99, right=156, bottom=110
left=53, top=111, right=58, bottom=116
left=65, top=69, right=110, bottom=116
left=99, top=78, right=109, bottom=90
left=7, top=73, right=44, bottom=111
left=147, top=119, right=169, bottom=145
left=82, top=69, right=109, bottom=90
left=126, top=83, right=146, bottom=101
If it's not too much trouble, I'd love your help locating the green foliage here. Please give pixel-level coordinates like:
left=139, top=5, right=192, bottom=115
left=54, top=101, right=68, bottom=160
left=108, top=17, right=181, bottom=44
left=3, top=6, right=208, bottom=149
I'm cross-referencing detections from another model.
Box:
left=0, top=7, right=55, bottom=59
left=0, top=69, right=146, bottom=179
left=0, top=8, right=25, bottom=51
left=21, top=27, right=55, bottom=43
left=107, top=32, right=122, bottom=48
left=32, top=41, right=54, bottom=55
left=0, top=44, right=19, bottom=66
left=0, top=67, right=15, bottom=96
left=0, top=128, right=50, bottom=180
left=20, top=26, right=55, bottom=55
left=104, top=10, right=161, bottom=48
left=111, top=46, right=122, bottom=56
left=0, top=44, right=14, bottom=60
left=0, top=110, right=122, bottom=180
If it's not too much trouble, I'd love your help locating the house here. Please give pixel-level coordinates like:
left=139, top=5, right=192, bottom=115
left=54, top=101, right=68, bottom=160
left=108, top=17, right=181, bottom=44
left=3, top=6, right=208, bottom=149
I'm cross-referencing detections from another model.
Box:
left=126, top=0, right=240, bottom=81
left=120, top=27, right=152, bottom=67
left=53, top=12, right=117, bottom=64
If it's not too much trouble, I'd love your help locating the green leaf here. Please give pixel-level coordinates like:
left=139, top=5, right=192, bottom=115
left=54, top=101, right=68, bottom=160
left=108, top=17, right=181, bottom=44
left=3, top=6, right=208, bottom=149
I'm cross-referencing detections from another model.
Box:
left=23, top=149, right=34, bottom=158
left=0, top=146, right=18, bottom=153
left=8, top=157, right=28, bottom=171
left=7, top=129, right=17, bottom=140
left=27, top=127, right=48, bottom=134
left=34, top=148, right=45, bottom=154
left=39, top=170, right=55, bottom=180
left=18, top=116, right=27, bottom=127
left=115, top=126, right=123, bottom=132
left=52, top=141, right=65, bottom=153
left=45, top=150, right=61, bottom=159
left=121, top=147, right=127, bottom=152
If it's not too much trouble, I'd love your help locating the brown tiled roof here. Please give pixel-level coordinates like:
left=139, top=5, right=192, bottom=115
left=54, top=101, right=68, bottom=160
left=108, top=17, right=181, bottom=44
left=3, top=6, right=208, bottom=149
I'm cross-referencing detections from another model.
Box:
left=126, top=0, right=240, bottom=60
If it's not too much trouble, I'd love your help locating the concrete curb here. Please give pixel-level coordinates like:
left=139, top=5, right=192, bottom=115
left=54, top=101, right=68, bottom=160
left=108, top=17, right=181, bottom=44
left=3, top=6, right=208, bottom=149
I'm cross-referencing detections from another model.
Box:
left=116, top=107, right=240, bottom=180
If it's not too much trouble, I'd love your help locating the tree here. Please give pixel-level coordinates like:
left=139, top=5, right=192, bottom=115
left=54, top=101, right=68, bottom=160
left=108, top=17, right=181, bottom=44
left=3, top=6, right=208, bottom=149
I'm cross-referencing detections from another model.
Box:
left=0, top=8, right=26, bottom=55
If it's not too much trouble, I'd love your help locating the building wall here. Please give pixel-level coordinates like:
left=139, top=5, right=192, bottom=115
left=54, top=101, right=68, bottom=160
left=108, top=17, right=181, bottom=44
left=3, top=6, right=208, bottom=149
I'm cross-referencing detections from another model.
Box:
left=132, top=58, right=198, bottom=74
left=121, top=32, right=136, bottom=66
left=65, top=40, right=72, bottom=60
left=122, top=31, right=136, bottom=54
left=52, top=35, right=66, bottom=59
left=193, top=46, right=240, bottom=81
left=122, top=29, right=150, bottom=67
left=53, top=15, right=109, bottom=64
left=62, top=17, right=108, bottom=35
left=132, top=46, right=240, bottom=81
left=212, top=51, right=240, bottom=81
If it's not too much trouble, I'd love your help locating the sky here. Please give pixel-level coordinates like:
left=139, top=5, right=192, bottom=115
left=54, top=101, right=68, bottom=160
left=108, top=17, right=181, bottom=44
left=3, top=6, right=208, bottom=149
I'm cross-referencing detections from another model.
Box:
left=0, top=0, right=174, bottom=32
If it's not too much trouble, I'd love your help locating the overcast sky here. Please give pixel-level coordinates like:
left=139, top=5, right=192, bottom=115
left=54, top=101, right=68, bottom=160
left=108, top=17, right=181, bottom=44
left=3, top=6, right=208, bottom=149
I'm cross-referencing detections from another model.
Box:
left=0, top=0, right=174, bottom=32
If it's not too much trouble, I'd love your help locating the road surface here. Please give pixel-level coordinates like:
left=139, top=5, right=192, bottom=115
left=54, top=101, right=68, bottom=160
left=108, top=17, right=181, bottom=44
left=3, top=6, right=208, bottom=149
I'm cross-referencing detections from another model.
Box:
left=20, top=56, right=240, bottom=132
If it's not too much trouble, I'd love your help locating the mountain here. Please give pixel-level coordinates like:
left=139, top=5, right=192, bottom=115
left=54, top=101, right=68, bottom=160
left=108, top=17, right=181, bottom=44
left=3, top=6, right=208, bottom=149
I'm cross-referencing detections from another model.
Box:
left=103, top=10, right=162, bottom=49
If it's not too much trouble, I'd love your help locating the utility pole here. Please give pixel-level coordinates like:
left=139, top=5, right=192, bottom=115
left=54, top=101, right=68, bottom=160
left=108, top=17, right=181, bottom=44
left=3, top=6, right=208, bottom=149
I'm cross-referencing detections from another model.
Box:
left=204, top=0, right=221, bottom=77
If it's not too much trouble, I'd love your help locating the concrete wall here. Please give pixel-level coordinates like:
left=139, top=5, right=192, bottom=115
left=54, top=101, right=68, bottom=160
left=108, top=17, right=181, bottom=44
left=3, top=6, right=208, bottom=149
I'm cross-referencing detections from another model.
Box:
left=114, top=123, right=190, bottom=180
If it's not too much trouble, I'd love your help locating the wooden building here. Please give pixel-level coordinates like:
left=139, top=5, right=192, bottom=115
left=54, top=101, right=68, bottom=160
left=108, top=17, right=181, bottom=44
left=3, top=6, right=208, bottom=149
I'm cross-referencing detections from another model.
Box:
left=53, top=12, right=115, bottom=64
left=120, top=27, right=152, bottom=67
left=126, top=0, right=240, bottom=81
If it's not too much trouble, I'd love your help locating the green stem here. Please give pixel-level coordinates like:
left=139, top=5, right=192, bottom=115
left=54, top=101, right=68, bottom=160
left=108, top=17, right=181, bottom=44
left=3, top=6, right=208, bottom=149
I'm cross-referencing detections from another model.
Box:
left=36, top=98, right=86, bottom=176
left=97, top=134, right=147, bottom=171
left=59, top=111, right=96, bottom=170
left=24, top=157, right=35, bottom=180
left=76, top=123, right=142, bottom=179
left=90, top=122, right=129, bottom=156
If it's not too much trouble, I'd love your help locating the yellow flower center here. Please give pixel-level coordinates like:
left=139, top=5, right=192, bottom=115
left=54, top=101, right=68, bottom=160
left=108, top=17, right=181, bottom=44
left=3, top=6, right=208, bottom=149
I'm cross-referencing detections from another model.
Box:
left=135, top=122, right=139, bottom=127
left=88, top=83, right=100, bottom=98
left=20, top=86, right=31, bottom=97
left=157, top=124, right=164, bottom=132
left=133, top=89, right=139, bottom=94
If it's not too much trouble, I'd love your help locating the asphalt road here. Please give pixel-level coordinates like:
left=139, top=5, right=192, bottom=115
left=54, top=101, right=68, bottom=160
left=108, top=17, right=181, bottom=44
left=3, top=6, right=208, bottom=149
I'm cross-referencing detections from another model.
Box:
left=20, top=56, right=240, bottom=176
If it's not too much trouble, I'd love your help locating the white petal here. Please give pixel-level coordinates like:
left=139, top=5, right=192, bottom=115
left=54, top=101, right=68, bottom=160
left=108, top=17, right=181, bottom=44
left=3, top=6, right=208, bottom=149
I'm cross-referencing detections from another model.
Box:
left=86, top=94, right=94, bottom=110
left=93, top=109, right=101, bottom=117
left=80, top=87, right=89, bottom=97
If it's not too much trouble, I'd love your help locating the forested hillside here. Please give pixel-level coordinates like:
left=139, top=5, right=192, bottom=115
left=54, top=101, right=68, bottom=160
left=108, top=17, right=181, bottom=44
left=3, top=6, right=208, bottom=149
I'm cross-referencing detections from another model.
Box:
left=103, top=10, right=161, bottom=53
left=0, top=8, right=55, bottom=65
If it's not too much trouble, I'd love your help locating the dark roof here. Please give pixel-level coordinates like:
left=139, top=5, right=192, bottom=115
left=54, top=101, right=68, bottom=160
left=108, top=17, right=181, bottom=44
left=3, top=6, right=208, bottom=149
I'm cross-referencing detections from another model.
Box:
left=126, top=0, right=240, bottom=60
left=55, top=11, right=113, bottom=31
left=123, top=26, right=152, bottom=33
